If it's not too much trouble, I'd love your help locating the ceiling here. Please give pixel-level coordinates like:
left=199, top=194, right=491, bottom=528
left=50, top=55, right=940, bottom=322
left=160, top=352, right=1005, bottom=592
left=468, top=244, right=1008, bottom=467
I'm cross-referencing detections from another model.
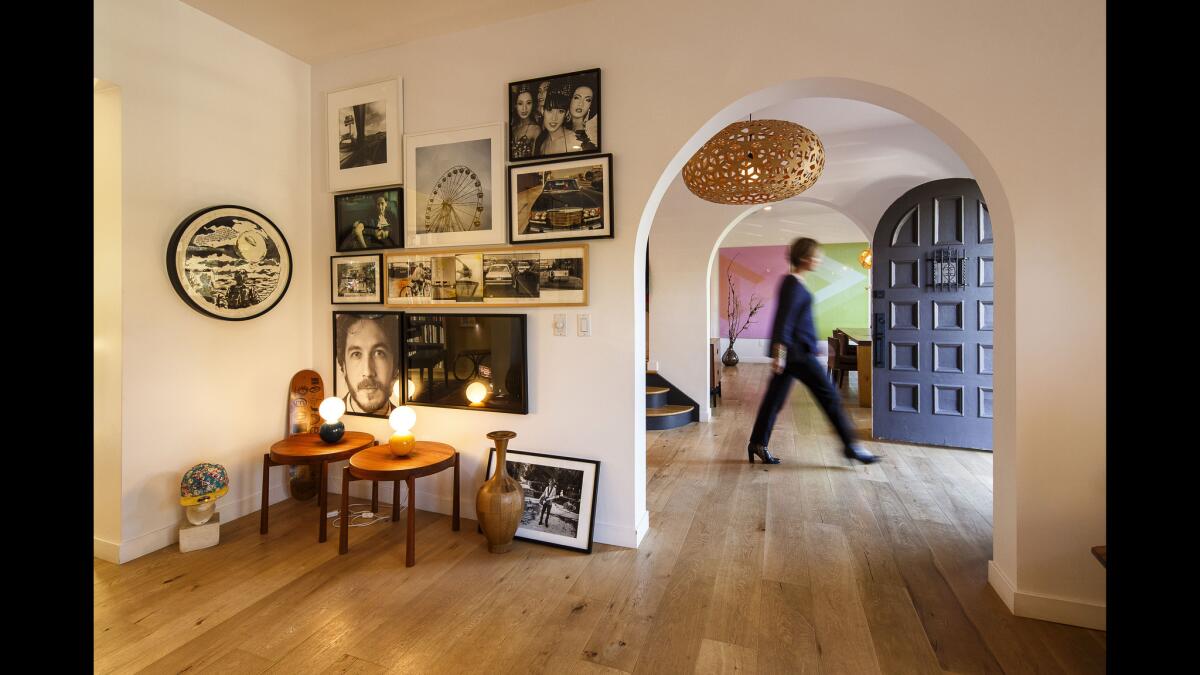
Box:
left=181, top=0, right=594, bottom=64
left=721, top=202, right=864, bottom=248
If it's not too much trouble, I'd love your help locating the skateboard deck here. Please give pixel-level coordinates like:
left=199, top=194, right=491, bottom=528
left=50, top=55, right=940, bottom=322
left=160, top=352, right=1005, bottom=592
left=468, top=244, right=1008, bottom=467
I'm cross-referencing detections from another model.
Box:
left=285, top=369, right=324, bottom=501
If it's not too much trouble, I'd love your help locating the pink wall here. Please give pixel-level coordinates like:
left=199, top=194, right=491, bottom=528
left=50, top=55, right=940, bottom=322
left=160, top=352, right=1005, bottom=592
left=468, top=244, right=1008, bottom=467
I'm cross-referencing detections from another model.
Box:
left=718, top=245, right=790, bottom=340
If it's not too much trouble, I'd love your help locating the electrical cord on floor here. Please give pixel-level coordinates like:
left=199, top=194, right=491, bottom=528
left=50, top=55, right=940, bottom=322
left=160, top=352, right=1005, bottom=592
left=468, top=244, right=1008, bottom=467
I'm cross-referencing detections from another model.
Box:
left=330, top=482, right=408, bottom=528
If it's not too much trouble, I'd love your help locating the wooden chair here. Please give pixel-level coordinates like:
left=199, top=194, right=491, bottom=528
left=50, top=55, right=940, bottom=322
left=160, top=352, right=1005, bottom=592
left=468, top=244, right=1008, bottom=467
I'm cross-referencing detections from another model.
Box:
left=833, top=331, right=858, bottom=388
left=827, top=336, right=840, bottom=381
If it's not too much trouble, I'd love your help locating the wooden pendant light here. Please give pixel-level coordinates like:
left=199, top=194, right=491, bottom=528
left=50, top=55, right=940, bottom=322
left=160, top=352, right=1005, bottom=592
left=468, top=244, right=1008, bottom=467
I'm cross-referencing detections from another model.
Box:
left=682, top=119, right=824, bottom=205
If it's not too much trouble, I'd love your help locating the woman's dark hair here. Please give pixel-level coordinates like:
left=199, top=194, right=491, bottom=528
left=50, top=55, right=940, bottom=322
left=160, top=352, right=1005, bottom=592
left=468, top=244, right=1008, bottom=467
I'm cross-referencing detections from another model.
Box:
left=542, top=90, right=569, bottom=115
left=788, top=237, right=821, bottom=268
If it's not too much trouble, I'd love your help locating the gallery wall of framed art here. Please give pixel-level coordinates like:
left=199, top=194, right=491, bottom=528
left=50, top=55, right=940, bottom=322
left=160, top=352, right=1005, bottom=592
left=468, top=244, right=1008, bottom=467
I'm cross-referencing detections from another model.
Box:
left=327, top=78, right=403, bottom=193
left=384, top=243, right=587, bottom=307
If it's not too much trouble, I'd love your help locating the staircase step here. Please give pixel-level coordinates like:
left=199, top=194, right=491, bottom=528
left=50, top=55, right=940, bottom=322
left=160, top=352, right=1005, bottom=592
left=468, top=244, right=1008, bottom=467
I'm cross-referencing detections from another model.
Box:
left=647, top=386, right=669, bottom=395
left=646, top=404, right=695, bottom=431
left=647, top=404, right=693, bottom=417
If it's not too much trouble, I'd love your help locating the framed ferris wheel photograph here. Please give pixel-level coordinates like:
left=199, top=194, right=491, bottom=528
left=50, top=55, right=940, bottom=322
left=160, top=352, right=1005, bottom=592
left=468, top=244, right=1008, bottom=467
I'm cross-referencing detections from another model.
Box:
left=404, top=123, right=506, bottom=249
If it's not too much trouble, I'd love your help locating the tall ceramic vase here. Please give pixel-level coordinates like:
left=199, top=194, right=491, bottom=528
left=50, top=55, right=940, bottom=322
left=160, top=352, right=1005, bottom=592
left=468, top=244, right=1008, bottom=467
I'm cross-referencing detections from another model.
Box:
left=477, top=430, right=524, bottom=553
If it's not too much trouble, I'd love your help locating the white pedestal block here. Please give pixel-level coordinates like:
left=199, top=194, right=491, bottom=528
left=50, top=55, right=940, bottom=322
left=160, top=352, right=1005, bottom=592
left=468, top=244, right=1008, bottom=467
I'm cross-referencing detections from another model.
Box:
left=179, top=512, right=221, bottom=552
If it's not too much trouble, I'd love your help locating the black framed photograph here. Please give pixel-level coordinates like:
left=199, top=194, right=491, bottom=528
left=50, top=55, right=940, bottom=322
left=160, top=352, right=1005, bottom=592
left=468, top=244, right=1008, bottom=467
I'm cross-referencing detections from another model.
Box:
left=508, top=68, right=600, bottom=163
left=402, top=313, right=528, bottom=414
left=166, top=205, right=292, bottom=321
left=485, top=449, right=600, bottom=553
left=509, top=154, right=613, bottom=244
left=332, top=311, right=404, bottom=418
left=334, top=187, right=403, bottom=251
left=331, top=254, right=382, bottom=304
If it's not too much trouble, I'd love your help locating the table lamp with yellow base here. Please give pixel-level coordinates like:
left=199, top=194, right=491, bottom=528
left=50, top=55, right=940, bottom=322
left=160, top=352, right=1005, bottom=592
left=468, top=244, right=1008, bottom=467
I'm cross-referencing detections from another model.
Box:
left=388, top=406, right=417, bottom=457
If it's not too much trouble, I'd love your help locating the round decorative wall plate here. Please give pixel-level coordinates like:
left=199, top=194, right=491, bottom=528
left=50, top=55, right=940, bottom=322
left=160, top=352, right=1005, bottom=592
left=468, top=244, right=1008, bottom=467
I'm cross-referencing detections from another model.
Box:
left=166, top=205, right=293, bottom=321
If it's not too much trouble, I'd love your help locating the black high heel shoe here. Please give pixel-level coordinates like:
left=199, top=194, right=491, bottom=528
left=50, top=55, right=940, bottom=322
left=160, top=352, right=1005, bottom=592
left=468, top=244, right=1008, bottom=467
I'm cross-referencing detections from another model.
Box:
left=748, top=443, right=781, bottom=464
left=844, top=443, right=881, bottom=464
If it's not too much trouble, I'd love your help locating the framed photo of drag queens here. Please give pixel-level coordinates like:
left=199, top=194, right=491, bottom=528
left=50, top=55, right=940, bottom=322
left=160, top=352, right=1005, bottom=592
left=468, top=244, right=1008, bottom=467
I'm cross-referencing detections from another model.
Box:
left=507, top=68, right=600, bottom=163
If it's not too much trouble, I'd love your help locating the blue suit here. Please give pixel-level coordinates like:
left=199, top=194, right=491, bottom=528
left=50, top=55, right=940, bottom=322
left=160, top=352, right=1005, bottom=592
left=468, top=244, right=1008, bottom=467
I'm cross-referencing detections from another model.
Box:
left=749, top=275, right=858, bottom=451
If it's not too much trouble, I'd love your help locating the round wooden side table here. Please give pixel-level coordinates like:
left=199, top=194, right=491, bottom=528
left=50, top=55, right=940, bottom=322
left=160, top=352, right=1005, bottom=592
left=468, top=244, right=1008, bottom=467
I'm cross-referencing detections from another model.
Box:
left=261, top=431, right=377, bottom=543
left=338, top=441, right=461, bottom=567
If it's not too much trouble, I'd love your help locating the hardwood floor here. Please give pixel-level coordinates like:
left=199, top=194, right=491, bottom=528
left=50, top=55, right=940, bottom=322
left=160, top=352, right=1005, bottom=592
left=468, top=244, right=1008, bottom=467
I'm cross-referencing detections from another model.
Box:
left=94, top=364, right=1106, bottom=674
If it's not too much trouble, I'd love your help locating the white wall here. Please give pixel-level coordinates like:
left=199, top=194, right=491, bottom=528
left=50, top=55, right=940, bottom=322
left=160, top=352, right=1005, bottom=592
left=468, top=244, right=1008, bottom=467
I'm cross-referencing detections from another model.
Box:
left=94, top=83, right=123, bottom=562
left=94, top=0, right=312, bottom=562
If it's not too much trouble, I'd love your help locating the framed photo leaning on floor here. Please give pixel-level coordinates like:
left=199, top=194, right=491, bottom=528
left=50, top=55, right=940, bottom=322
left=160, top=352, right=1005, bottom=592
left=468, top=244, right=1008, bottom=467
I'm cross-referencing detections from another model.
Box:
left=484, top=449, right=600, bottom=553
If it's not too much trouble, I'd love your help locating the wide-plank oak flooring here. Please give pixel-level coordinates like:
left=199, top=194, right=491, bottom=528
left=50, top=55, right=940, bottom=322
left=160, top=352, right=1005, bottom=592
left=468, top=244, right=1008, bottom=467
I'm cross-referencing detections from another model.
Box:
left=94, top=364, right=1105, bottom=673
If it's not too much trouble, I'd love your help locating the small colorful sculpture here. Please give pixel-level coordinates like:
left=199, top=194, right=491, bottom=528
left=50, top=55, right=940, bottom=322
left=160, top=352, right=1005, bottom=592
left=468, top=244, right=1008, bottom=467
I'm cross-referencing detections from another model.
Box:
left=179, top=462, right=229, bottom=526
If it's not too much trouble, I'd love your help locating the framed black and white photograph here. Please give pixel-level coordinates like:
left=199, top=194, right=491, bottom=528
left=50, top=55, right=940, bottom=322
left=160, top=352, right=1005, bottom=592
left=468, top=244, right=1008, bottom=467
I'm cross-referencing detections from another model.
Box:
left=166, top=205, right=292, bottom=321
left=327, top=78, right=402, bottom=192
left=404, top=123, right=506, bottom=249
left=385, top=244, right=586, bottom=307
left=332, top=311, right=403, bottom=418
left=331, top=254, right=382, bottom=304
left=485, top=449, right=600, bottom=552
left=334, top=187, right=403, bottom=251
left=508, top=68, right=600, bottom=162
left=510, top=154, right=613, bottom=244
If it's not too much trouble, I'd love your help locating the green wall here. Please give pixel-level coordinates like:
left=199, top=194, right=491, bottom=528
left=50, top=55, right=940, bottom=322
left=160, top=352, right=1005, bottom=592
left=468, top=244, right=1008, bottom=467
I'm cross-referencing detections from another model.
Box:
left=805, top=242, right=871, bottom=341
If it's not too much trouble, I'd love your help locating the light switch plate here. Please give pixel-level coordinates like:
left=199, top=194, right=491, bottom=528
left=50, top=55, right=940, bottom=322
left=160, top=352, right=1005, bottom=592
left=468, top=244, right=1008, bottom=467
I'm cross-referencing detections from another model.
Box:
left=553, top=313, right=566, bottom=336
left=577, top=313, right=591, bottom=336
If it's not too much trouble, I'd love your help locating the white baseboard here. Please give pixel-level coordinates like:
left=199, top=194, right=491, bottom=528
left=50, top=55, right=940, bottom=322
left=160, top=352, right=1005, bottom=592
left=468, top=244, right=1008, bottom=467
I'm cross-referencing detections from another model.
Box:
left=990, top=560, right=1106, bottom=630
left=634, top=510, right=651, bottom=546
left=99, top=478, right=291, bottom=564
left=94, top=537, right=120, bottom=563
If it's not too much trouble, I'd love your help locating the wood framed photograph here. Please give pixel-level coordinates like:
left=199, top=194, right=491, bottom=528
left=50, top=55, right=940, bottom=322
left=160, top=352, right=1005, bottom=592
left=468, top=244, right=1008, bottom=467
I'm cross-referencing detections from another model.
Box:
left=166, top=205, right=292, bottom=321
left=484, top=449, right=600, bottom=553
left=384, top=243, right=587, bottom=307
left=331, top=254, right=382, bottom=304
left=334, top=187, right=403, bottom=251
left=327, top=78, right=402, bottom=193
left=508, top=68, right=600, bottom=163
left=403, top=313, right=528, bottom=414
left=331, top=311, right=404, bottom=419
left=404, top=123, right=506, bottom=249
left=510, top=154, right=613, bottom=244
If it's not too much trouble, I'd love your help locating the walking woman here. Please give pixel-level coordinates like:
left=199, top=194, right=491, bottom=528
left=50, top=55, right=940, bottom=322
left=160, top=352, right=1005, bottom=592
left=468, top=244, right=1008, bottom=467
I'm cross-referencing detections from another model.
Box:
left=747, top=237, right=880, bottom=465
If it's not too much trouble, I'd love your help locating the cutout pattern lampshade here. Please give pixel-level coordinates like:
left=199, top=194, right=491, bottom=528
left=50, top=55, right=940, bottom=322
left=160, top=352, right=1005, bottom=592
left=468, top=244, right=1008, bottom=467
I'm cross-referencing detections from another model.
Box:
left=682, top=119, right=825, bottom=205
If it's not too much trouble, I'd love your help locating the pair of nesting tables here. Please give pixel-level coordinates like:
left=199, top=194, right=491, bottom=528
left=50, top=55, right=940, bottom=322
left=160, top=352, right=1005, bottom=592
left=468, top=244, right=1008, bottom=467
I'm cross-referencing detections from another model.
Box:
left=259, top=431, right=461, bottom=567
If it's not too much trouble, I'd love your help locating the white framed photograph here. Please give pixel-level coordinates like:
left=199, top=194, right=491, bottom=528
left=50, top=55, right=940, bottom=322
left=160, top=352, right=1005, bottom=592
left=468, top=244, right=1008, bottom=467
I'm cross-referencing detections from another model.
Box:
left=404, top=123, right=506, bottom=249
left=484, top=449, right=600, bottom=553
left=327, top=78, right=402, bottom=193
left=330, top=253, right=382, bottom=304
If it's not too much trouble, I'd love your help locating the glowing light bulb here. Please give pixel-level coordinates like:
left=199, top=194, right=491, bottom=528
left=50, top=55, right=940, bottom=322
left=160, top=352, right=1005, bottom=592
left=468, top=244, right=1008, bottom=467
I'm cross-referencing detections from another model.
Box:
left=763, top=205, right=773, bottom=211
left=318, top=397, right=345, bottom=424
left=387, top=405, right=417, bottom=457
left=391, top=380, right=401, bottom=406
left=466, top=381, right=488, bottom=405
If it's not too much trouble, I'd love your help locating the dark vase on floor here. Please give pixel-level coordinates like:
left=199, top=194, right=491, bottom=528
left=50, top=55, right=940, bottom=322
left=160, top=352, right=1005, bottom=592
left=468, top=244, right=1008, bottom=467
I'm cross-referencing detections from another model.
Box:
left=722, top=346, right=739, bottom=366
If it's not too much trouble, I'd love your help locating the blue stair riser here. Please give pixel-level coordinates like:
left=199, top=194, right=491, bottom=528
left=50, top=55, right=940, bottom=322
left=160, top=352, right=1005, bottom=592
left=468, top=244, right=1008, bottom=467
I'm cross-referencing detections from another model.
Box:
left=647, top=391, right=669, bottom=408
left=647, top=412, right=693, bottom=431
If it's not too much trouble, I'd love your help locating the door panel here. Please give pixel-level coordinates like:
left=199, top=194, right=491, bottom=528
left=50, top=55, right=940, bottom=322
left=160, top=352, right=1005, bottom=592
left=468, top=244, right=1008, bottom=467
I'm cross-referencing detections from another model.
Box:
left=872, top=178, right=993, bottom=450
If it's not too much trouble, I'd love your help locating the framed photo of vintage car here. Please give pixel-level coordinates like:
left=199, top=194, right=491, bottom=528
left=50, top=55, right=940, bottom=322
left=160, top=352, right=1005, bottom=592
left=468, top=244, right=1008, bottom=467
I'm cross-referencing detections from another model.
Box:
left=484, top=448, right=600, bottom=552
left=509, top=154, right=612, bottom=244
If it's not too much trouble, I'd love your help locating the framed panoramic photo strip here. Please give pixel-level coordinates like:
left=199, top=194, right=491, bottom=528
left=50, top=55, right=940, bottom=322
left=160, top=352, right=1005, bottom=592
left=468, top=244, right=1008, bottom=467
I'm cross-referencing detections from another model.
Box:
left=485, top=449, right=600, bottom=553
left=330, top=253, right=382, bottom=304
left=404, top=123, right=506, bottom=249
left=334, top=186, right=403, bottom=251
left=331, top=311, right=404, bottom=419
left=384, top=243, right=587, bottom=307
left=510, top=154, right=613, bottom=244
left=327, top=78, right=402, bottom=193
left=166, top=205, right=292, bottom=321
left=507, top=68, right=600, bottom=163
